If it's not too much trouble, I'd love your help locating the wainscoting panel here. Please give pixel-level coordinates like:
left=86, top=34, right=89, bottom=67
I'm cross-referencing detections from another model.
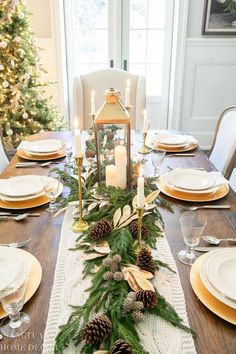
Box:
left=180, top=39, right=236, bottom=149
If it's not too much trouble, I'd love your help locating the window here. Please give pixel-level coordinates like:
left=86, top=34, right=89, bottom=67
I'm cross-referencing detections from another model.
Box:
left=64, top=0, right=175, bottom=127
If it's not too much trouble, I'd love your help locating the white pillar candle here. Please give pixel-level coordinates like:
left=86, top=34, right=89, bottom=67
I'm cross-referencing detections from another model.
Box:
left=125, top=79, right=131, bottom=107
left=106, top=165, right=117, bottom=187
left=137, top=165, right=145, bottom=208
left=91, top=90, right=95, bottom=115
left=74, top=129, right=83, bottom=157
left=115, top=145, right=127, bottom=189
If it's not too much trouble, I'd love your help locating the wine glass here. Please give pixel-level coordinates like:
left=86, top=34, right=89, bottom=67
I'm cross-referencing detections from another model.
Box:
left=178, top=211, right=206, bottom=265
left=0, top=259, right=30, bottom=338
left=41, top=173, right=61, bottom=213
left=62, top=140, right=72, bottom=166
left=151, top=149, right=166, bottom=177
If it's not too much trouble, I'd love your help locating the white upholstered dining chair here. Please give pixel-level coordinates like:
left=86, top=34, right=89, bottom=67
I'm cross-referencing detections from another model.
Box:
left=0, top=130, right=9, bottom=173
left=73, top=68, right=146, bottom=130
left=208, top=106, right=236, bottom=180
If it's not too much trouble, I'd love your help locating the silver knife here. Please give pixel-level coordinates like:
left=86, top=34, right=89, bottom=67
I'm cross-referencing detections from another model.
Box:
left=194, top=247, right=234, bottom=252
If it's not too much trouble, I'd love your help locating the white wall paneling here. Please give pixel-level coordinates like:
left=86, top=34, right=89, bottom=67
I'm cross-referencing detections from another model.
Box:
left=180, top=39, right=236, bottom=149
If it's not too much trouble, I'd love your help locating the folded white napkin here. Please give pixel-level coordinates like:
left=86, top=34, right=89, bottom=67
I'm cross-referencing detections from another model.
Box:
left=208, top=171, right=229, bottom=187
left=185, top=135, right=199, bottom=145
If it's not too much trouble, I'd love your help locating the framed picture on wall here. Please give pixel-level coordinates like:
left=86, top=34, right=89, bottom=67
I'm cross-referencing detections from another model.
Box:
left=202, top=0, right=236, bottom=35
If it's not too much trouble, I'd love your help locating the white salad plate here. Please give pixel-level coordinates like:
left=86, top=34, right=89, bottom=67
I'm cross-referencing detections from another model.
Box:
left=0, top=175, right=44, bottom=197
left=154, top=134, right=188, bottom=145
left=200, top=249, right=236, bottom=310
left=206, top=250, right=236, bottom=302
left=166, top=169, right=215, bottom=191
left=161, top=172, right=219, bottom=195
left=26, top=139, right=62, bottom=153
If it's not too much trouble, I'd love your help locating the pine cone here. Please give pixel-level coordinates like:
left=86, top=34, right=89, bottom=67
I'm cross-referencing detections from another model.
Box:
left=136, top=290, right=157, bottom=309
left=82, top=314, right=112, bottom=344
left=103, top=271, right=114, bottom=281
left=132, top=310, right=144, bottom=323
left=136, top=247, right=156, bottom=274
left=129, top=221, right=149, bottom=240
left=110, top=339, right=133, bottom=354
left=91, top=219, right=112, bottom=241
left=85, top=149, right=95, bottom=158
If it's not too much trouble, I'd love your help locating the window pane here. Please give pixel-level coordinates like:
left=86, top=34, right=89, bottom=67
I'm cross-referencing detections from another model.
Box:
left=91, top=30, right=108, bottom=63
left=130, top=0, right=147, bottom=29
left=74, top=64, right=91, bottom=75
left=129, top=30, right=146, bottom=63
left=129, top=64, right=146, bottom=77
left=148, top=0, right=166, bottom=29
left=74, top=30, right=91, bottom=63
left=147, top=30, right=164, bottom=63
left=146, top=64, right=162, bottom=96
left=92, top=0, right=108, bottom=29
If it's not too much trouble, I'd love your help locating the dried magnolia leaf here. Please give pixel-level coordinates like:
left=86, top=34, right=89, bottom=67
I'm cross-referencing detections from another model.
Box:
left=113, top=207, right=122, bottom=228
left=121, top=266, right=130, bottom=281
left=118, top=205, right=132, bottom=225
left=127, top=273, right=141, bottom=292
left=87, top=202, right=98, bottom=212
left=93, top=240, right=111, bottom=254
left=132, top=195, right=137, bottom=209
left=124, top=265, right=153, bottom=279
left=145, top=204, right=157, bottom=211
left=82, top=253, right=105, bottom=260
left=99, top=201, right=110, bottom=209
left=115, top=214, right=138, bottom=229
left=133, top=274, right=155, bottom=292
left=54, top=205, right=69, bottom=217
left=93, top=351, right=109, bottom=354
left=145, top=190, right=160, bottom=204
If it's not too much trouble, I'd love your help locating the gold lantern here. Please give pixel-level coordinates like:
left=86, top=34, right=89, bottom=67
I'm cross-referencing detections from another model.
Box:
left=94, top=88, right=131, bottom=191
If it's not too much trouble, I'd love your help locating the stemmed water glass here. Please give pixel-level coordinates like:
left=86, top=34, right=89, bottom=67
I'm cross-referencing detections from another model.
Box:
left=0, top=260, right=30, bottom=338
left=178, top=211, right=206, bottom=265
left=41, top=172, right=61, bottom=213
left=62, top=140, right=72, bottom=166
left=150, top=149, right=166, bottom=177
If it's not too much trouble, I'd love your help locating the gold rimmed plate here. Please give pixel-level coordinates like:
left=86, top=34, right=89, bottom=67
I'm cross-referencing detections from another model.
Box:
left=0, top=249, right=42, bottom=319
left=17, top=149, right=65, bottom=161
left=0, top=182, right=63, bottom=209
left=146, top=141, right=198, bottom=153
left=156, top=178, right=229, bottom=202
left=190, top=253, right=236, bottom=325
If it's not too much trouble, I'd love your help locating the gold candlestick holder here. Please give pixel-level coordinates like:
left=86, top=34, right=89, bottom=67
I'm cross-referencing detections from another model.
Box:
left=138, top=131, right=151, bottom=154
left=72, top=156, right=89, bottom=233
left=134, top=207, right=145, bottom=253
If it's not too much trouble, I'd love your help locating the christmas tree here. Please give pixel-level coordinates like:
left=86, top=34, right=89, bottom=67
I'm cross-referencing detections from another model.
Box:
left=0, top=0, right=65, bottom=148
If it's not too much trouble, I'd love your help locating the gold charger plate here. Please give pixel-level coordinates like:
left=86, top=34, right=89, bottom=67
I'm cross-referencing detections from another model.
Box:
left=17, top=149, right=65, bottom=161
left=0, top=194, right=50, bottom=210
left=156, top=178, right=229, bottom=202
left=0, top=249, right=42, bottom=319
left=190, top=253, right=236, bottom=325
left=146, top=141, right=198, bottom=153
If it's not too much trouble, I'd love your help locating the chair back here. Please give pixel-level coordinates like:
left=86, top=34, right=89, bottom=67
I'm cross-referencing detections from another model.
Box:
left=0, top=130, right=9, bottom=173
left=209, top=106, right=236, bottom=179
left=73, top=68, right=146, bottom=130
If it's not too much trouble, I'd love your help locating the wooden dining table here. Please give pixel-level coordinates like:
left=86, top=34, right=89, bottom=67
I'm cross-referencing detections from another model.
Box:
left=0, top=131, right=235, bottom=354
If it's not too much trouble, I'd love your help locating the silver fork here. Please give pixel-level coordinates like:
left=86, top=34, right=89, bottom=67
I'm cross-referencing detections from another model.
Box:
left=0, top=239, right=31, bottom=248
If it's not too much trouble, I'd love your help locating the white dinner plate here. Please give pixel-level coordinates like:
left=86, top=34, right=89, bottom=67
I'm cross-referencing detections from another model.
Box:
left=0, top=190, right=45, bottom=202
left=207, top=250, right=236, bottom=301
left=200, top=249, right=236, bottom=310
left=0, top=248, right=22, bottom=292
left=26, top=139, right=62, bottom=153
left=0, top=175, right=44, bottom=197
left=166, top=169, right=215, bottom=191
left=161, top=171, right=219, bottom=195
left=154, top=134, right=188, bottom=145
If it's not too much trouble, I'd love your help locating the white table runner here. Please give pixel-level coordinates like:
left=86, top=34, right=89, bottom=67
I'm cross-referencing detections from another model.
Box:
left=42, top=207, right=196, bottom=354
